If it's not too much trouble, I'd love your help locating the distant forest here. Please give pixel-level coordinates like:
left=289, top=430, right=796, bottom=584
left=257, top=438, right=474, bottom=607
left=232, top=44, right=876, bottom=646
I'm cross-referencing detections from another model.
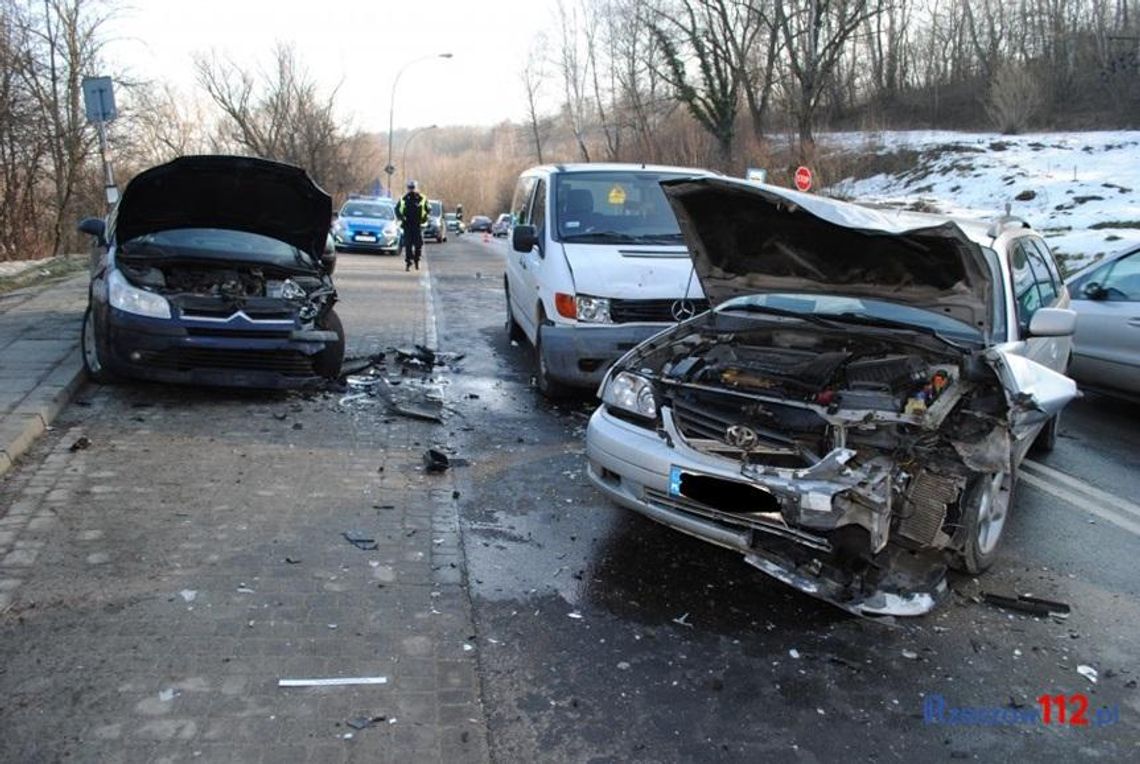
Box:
left=2, top=0, right=1137, bottom=259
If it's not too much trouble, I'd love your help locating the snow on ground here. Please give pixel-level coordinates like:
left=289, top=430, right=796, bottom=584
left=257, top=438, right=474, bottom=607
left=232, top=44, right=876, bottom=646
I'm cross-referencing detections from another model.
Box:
left=825, top=130, right=1140, bottom=274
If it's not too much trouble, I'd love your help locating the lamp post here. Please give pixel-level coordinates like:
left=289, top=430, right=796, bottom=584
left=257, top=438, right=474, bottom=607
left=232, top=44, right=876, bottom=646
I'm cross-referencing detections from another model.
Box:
left=401, top=124, right=438, bottom=190
left=386, top=53, right=452, bottom=196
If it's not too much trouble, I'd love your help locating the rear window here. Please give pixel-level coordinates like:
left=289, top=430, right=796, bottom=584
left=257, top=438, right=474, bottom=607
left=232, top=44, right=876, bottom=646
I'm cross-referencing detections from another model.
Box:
left=553, top=171, right=689, bottom=244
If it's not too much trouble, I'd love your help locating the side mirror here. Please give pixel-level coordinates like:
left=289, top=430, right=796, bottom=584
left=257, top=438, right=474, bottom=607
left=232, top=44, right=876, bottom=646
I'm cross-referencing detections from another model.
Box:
left=321, top=235, right=338, bottom=274
left=1082, top=281, right=1107, bottom=300
left=1028, top=307, right=1077, bottom=337
left=512, top=224, right=539, bottom=254
left=77, top=217, right=106, bottom=247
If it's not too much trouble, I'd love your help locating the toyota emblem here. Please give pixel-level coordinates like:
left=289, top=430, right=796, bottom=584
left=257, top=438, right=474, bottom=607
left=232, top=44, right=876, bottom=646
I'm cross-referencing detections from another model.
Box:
left=671, top=299, right=697, bottom=321
left=724, top=424, right=760, bottom=450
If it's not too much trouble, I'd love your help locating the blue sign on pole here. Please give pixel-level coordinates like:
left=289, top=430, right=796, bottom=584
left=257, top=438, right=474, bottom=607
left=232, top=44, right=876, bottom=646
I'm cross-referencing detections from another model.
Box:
left=82, top=76, right=116, bottom=123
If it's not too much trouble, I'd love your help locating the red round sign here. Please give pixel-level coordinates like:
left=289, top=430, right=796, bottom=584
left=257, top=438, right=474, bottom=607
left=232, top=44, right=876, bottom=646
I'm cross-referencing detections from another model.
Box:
left=794, top=166, right=813, bottom=192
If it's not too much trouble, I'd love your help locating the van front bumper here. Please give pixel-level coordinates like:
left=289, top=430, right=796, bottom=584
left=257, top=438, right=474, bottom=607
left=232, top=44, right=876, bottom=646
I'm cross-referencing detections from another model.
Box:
left=539, top=323, right=669, bottom=388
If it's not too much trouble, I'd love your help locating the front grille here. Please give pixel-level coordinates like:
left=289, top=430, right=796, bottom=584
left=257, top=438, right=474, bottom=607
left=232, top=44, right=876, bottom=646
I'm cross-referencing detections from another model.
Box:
left=609, top=298, right=709, bottom=324
left=180, top=305, right=294, bottom=321
left=669, top=394, right=818, bottom=467
left=185, top=328, right=293, bottom=339
left=138, top=348, right=315, bottom=376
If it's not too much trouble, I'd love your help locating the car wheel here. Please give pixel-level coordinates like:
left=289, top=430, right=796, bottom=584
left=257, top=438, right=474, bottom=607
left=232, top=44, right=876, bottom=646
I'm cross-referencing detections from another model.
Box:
left=1031, top=410, right=1060, bottom=454
left=312, top=308, right=346, bottom=380
left=504, top=281, right=526, bottom=344
left=951, top=471, right=1014, bottom=575
left=81, top=306, right=116, bottom=384
left=535, top=324, right=571, bottom=399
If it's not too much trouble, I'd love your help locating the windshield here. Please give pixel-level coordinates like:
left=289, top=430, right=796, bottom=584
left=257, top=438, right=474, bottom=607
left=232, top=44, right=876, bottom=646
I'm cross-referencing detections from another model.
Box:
left=119, top=228, right=312, bottom=268
left=554, top=171, right=689, bottom=244
left=341, top=202, right=394, bottom=220
left=718, top=292, right=984, bottom=343
left=429, top=201, right=442, bottom=216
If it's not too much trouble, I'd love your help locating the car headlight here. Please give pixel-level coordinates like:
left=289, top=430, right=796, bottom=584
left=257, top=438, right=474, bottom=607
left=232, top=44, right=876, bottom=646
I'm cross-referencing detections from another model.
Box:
left=602, top=371, right=658, bottom=419
left=576, top=295, right=611, bottom=323
left=108, top=268, right=171, bottom=319
left=384, top=222, right=398, bottom=236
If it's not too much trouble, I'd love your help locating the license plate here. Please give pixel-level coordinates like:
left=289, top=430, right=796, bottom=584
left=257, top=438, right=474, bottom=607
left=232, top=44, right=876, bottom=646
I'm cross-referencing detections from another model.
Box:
left=354, top=234, right=377, bottom=242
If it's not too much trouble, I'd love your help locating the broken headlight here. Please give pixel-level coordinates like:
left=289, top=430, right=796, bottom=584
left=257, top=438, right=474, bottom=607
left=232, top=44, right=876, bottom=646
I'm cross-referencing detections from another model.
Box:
left=602, top=371, right=658, bottom=420
left=108, top=268, right=171, bottom=319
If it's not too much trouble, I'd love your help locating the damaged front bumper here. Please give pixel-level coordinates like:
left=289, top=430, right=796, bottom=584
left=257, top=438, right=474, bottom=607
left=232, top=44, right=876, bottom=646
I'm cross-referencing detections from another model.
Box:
left=586, top=406, right=948, bottom=616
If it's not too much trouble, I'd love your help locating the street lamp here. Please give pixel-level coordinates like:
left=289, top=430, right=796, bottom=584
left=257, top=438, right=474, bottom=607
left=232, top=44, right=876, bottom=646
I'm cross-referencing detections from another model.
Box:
left=401, top=124, right=438, bottom=190
left=386, top=53, right=452, bottom=195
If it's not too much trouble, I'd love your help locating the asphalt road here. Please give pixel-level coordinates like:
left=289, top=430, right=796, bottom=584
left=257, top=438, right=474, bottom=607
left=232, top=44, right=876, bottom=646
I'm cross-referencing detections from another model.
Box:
left=431, top=233, right=1139, bottom=761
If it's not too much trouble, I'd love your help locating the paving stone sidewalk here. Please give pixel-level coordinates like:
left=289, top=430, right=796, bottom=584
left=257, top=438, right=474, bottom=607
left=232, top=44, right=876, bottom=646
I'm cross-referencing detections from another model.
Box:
left=0, top=254, right=490, bottom=762
left=0, top=273, right=88, bottom=476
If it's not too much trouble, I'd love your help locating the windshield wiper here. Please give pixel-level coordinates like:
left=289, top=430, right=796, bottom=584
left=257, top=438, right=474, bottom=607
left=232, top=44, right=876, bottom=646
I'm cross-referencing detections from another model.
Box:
left=561, top=231, right=644, bottom=243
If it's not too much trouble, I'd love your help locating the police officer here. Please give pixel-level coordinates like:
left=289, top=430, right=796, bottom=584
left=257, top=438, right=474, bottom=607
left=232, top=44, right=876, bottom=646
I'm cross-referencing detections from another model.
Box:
left=396, top=180, right=429, bottom=271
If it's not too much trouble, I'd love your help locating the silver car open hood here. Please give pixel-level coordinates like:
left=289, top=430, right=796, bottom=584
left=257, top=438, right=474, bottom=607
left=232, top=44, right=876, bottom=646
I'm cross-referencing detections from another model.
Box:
left=661, top=177, right=995, bottom=335
left=112, top=155, right=332, bottom=257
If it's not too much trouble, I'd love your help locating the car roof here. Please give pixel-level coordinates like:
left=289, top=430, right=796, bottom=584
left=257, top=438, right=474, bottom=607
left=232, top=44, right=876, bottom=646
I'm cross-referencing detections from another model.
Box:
left=522, top=162, right=719, bottom=177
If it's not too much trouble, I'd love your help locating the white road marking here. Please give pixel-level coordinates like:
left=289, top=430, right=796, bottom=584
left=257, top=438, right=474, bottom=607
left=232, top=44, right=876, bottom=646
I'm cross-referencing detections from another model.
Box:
left=1019, top=470, right=1140, bottom=537
left=1022, top=459, right=1140, bottom=520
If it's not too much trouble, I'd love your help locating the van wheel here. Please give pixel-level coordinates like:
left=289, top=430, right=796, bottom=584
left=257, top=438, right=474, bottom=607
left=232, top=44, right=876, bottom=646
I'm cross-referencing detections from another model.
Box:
left=535, top=325, right=571, bottom=399
left=81, top=307, right=117, bottom=384
left=951, top=471, right=1014, bottom=575
left=504, top=283, right=526, bottom=343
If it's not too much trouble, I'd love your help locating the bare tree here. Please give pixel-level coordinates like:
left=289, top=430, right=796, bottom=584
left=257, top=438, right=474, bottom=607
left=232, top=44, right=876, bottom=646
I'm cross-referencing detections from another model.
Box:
left=521, top=34, right=549, bottom=164
left=556, top=0, right=592, bottom=161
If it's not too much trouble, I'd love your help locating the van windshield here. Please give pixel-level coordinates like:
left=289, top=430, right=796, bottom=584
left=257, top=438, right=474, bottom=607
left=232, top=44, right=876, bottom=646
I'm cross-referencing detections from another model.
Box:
left=554, top=171, right=690, bottom=244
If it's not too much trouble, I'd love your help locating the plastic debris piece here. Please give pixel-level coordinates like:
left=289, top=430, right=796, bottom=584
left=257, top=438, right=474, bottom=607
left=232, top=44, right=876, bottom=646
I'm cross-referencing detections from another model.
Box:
left=901, top=649, right=919, bottom=660
left=158, top=689, right=176, bottom=701
left=278, top=677, right=388, bottom=687
left=179, top=589, right=197, bottom=603
left=982, top=592, right=1070, bottom=617
left=789, top=649, right=801, bottom=659
left=1077, top=665, right=1098, bottom=684
left=284, top=557, right=301, bottom=565
left=567, top=611, right=583, bottom=620
left=423, top=449, right=450, bottom=473
left=342, top=531, right=379, bottom=551
left=346, top=716, right=386, bottom=730
left=617, top=661, right=631, bottom=670
left=672, top=612, right=693, bottom=628
left=338, top=393, right=370, bottom=406
left=69, top=436, right=91, bottom=451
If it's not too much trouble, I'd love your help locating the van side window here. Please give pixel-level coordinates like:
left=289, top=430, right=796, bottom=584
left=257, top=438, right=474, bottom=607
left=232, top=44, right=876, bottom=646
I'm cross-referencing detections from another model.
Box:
left=531, top=180, right=547, bottom=234
left=511, top=177, right=537, bottom=226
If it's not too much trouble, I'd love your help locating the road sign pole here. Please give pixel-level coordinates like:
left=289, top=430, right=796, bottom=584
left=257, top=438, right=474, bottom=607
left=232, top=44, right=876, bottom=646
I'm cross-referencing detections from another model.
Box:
left=95, top=119, right=117, bottom=208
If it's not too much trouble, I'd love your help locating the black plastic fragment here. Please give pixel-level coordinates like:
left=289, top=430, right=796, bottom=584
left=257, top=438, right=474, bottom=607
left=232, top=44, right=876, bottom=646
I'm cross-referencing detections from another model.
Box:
left=423, top=449, right=450, bottom=473
left=342, top=531, right=379, bottom=551
left=981, top=592, right=1070, bottom=617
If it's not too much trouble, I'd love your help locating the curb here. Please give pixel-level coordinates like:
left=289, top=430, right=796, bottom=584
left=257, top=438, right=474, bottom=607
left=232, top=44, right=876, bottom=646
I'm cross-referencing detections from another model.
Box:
left=0, top=348, right=86, bottom=478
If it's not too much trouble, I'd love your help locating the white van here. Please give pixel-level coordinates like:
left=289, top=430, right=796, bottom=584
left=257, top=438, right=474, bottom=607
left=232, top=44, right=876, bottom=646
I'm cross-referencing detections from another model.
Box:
left=504, top=163, right=715, bottom=397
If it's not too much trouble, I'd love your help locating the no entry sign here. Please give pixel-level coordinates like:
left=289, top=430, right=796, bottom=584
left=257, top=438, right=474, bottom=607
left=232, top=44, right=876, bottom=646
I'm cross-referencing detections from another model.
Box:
left=794, top=166, right=813, bottom=192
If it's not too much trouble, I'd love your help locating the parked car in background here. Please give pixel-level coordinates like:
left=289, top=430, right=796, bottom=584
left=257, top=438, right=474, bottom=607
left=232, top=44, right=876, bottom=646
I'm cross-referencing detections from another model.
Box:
left=504, top=163, right=717, bottom=397
left=491, top=213, right=511, bottom=237
left=1065, top=244, right=1140, bottom=399
left=444, top=212, right=465, bottom=235
left=332, top=198, right=400, bottom=254
left=586, top=177, right=1078, bottom=616
left=424, top=199, right=447, bottom=243
left=77, top=155, right=345, bottom=389
left=467, top=215, right=493, bottom=233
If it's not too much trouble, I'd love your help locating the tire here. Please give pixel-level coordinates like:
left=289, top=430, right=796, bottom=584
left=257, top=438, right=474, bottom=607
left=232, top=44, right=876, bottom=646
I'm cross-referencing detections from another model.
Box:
left=535, top=324, right=571, bottom=399
left=951, top=471, right=1015, bottom=575
left=1031, top=410, right=1060, bottom=454
left=312, top=308, right=346, bottom=380
left=504, top=281, right=526, bottom=343
left=81, top=306, right=117, bottom=384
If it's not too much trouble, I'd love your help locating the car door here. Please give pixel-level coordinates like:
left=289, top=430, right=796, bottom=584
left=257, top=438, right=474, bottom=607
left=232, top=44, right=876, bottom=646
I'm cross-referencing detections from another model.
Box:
left=506, top=176, right=539, bottom=341
left=1069, top=249, right=1140, bottom=394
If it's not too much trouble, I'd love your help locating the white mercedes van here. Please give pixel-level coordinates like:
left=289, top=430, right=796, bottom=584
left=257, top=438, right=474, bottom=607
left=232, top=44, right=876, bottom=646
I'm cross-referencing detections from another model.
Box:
left=504, top=163, right=715, bottom=397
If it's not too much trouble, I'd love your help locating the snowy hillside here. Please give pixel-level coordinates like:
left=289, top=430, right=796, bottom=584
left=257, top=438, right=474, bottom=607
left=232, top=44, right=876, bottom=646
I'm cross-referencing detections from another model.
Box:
left=829, top=131, right=1140, bottom=275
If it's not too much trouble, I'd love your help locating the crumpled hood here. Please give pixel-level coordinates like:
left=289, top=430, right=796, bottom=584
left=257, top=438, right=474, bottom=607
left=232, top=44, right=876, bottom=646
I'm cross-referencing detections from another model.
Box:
left=561, top=243, right=705, bottom=300
left=113, top=155, right=332, bottom=257
left=661, top=177, right=994, bottom=334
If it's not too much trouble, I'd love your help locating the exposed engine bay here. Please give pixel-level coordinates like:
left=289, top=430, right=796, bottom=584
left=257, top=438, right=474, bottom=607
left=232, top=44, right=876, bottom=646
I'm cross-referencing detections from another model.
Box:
left=604, top=318, right=1057, bottom=616
left=118, top=260, right=336, bottom=322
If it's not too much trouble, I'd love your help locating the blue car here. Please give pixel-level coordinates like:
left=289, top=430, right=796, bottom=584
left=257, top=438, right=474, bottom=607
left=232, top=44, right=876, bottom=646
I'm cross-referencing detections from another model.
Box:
left=77, top=155, right=345, bottom=389
left=332, top=198, right=401, bottom=254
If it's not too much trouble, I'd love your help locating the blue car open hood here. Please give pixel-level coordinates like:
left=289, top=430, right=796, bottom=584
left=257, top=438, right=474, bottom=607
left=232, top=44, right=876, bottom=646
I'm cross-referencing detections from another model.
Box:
left=111, top=155, right=332, bottom=257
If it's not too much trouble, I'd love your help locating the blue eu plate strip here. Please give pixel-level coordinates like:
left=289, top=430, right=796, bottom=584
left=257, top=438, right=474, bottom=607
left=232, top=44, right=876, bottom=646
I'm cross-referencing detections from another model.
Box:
left=669, top=466, right=682, bottom=496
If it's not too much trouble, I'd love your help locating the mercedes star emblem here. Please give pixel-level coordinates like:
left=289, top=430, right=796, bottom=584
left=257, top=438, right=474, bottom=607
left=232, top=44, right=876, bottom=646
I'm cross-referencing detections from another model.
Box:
left=724, top=424, right=760, bottom=450
left=670, top=299, right=696, bottom=321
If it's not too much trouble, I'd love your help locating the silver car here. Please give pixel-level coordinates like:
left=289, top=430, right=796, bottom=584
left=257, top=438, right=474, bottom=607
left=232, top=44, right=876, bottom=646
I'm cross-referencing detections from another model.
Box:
left=585, top=177, right=1078, bottom=617
left=1065, top=245, right=1140, bottom=399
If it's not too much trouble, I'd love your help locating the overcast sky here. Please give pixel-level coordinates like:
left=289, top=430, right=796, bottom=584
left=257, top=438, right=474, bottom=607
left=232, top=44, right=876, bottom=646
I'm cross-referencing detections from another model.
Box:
left=104, top=0, right=554, bottom=133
